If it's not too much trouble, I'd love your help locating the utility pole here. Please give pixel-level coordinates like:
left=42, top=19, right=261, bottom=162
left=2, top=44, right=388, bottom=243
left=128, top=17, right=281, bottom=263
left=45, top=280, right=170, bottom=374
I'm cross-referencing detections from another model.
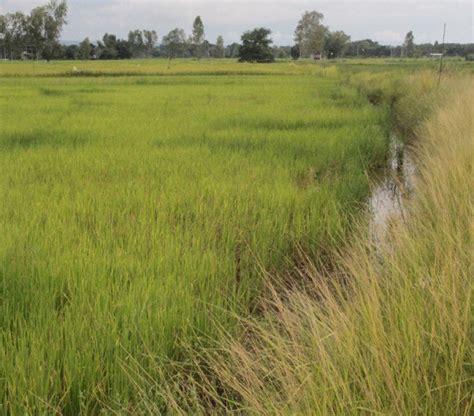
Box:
left=437, top=23, right=446, bottom=88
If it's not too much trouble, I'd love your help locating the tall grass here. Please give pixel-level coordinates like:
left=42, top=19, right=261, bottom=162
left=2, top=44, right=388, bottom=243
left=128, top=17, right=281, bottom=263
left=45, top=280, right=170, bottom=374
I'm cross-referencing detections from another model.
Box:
left=161, top=77, right=473, bottom=414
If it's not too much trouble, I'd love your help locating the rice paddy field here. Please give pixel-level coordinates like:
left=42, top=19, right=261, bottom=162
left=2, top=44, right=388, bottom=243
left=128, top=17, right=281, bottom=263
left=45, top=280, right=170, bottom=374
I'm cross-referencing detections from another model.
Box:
left=1, top=58, right=471, bottom=414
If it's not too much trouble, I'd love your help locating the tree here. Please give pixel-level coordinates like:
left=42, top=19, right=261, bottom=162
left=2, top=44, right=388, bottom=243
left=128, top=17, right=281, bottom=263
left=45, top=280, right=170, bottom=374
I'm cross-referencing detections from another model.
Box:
left=143, top=30, right=158, bottom=56
left=128, top=30, right=144, bottom=57
left=192, top=16, right=205, bottom=59
left=290, top=44, right=300, bottom=60
left=116, top=39, right=132, bottom=59
left=0, top=1, right=67, bottom=60
left=63, top=44, right=78, bottom=59
left=325, top=30, right=350, bottom=58
left=2, top=12, right=28, bottom=59
left=202, top=40, right=211, bottom=58
left=28, top=6, right=48, bottom=59
left=346, top=39, right=391, bottom=57
left=238, top=28, right=274, bottom=63
left=294, top=11, right=328, bottom=58
left=41, top=0, right=68, bottom=60
left=225, top=42, right=240, bottom=58
left=215, top=35, right=225, bottom=58
left=78, top=37, right=91, bottom=59
left=162, top=28, right=187, bottom=59
left=403, top=31, right=415, bottom=57
left=273, top=46, right=290, bottom=59
left=99, top=33, right=118, bottom=59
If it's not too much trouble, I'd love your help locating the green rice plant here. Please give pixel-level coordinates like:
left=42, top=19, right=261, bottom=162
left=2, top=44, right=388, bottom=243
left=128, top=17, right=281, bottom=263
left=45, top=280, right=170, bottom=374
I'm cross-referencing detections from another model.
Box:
left=0, top=62, right=388, bottom=413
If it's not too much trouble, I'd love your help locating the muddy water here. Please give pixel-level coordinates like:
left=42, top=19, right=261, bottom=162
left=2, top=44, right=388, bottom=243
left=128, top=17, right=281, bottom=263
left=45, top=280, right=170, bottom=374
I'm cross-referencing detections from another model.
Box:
left=369, top=134, right=416, bottom=244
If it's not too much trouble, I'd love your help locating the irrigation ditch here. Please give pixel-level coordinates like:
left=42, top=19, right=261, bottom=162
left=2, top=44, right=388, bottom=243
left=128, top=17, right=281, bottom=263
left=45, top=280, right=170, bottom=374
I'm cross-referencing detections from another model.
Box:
left=369, top=133, right=416, bottom=245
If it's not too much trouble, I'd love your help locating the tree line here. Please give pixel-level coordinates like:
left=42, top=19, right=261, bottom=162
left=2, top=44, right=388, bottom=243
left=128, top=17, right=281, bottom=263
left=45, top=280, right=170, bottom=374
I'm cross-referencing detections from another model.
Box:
left=1, top=2, right=473, bottom=62
left=0, top=0, right=67, bottom=60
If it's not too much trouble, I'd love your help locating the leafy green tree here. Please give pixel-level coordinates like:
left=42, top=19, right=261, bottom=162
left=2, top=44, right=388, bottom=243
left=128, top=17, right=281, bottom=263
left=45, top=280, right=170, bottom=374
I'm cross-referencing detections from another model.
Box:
left=215, top=35, right=225, bottom=58
left=116, top=39, right=132, bottom=59
left=78, top=37, right=91, bottom=59
left=128, top=30, right=144, bottom=57
left=403, top=30, right=415, bottom=57
left=143, top=30, right=158, bottom=56
left=325, top=30, right=350, bottom=58
left=290, top=44, right=300, bottom=60
left=3, top=12, right=28, bottom=59
left=192, top=16, right=205, bottom=59
left=99, top=33, right=118, bottom=59
left=63, top=43, right=78, bottom=59
left=41, top=0, right=68, bottom=60
left=238, top=27, right=274, bottom=63
left=347, top=39, right=391, bottom=57
left=0, top=1, right=67, bottom=60
left=163, top=28, right=187, bottom=59
left=225, top=42, right=240, bottom=58
left=294, top=11, right=328, bottom=58
left=27, top=6, right=47, bottom=59
left=272, top=46, right=290, bottom=59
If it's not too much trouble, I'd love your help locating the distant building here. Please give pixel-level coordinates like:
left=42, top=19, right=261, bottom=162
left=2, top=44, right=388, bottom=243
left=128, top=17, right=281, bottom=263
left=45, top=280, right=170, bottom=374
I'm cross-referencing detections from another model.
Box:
left=429, top=53, right=443, bottom=58
left=21, top=51, right=32, bottom=60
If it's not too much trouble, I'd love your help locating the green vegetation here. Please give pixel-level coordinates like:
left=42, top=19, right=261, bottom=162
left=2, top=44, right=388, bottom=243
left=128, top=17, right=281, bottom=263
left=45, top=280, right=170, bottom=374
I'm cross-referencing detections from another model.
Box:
left=0, top=60, right=389, bottom=413
left=238, top=28, right=275, bottom=63
left=153, top=72, right=474, bottom=416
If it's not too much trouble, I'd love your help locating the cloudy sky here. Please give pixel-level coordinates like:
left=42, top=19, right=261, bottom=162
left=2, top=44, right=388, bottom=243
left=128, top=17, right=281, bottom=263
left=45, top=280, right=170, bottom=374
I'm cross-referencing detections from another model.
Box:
left=1, top=0, right=472, bottom=45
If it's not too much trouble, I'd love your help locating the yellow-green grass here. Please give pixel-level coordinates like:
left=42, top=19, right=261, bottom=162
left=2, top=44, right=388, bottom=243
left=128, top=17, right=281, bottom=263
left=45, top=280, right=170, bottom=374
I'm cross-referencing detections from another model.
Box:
left=167, top=76, right=473, bottom=415
left=0, top=63, right=388, bottom=413
left=4, top=57, right=471, bottom=78
left=0, top=59, right=319, bottom=77
left=333, top=56, right=474, bottom=74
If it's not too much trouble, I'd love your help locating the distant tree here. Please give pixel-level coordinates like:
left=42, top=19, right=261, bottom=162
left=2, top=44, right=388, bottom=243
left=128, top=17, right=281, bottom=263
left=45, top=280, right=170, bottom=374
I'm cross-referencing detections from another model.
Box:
left=347, top=39, right=391, bottom=57
left=128, top=30, right=145, bottom=57
left=272, top=46, right=290, bottom=59
left=290, top=44, right=300, bottom=60
left=143, top=30, right=158, bottom=56
left=325, top=30, right=350, bottom=58
left=202, top=39, right=211, bottom=58
left=63, top=43, right=78, bottom=59
left=225, top=42, right=240, bottom=58
left=97, top=35, right=131, bottom=60
left=215, top=35, right=225, bottom=58
left=238, top=27, right=274, bottom=63
left=162, top=28, right=187, bottom=59
left=192, top=16, right=205, bottom=59
left=2, top=12, right=28, bottom=59
left=78, top=37, right=91, bottom=59
left=294, top=11, right=328, bottom=58
left=403, top=31, right=415, bottom=57
left=0, top=0, right=68, bottom=60
left=39, top=0, right=68, bottom=61
left=99, top=33, right=118, bottom=59
left=27, top=6, right=47, bottom=58
left=116, top=39, right=132, bottom=59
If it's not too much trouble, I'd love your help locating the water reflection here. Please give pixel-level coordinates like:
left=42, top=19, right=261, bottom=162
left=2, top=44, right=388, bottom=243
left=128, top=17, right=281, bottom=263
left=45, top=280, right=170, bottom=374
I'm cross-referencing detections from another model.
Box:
left=370, top=135, right=416, bottom=244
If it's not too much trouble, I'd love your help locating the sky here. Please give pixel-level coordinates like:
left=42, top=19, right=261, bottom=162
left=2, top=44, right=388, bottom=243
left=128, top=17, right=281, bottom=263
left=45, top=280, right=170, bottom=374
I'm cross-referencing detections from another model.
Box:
left=1, top=0, right=473, bottom=46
